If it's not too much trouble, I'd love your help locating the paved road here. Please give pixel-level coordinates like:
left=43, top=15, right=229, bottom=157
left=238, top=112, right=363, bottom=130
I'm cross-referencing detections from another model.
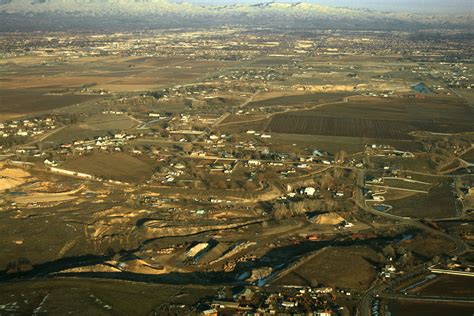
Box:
left=21, top=125, right=66, bottom=147
left=379, top=293, right=474, bottom=303
left=356, top=169, right=470, bottom=316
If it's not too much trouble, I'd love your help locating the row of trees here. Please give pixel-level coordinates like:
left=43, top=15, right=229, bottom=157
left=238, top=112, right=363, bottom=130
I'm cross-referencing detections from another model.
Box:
left=272, top=199, right=343, bottom=221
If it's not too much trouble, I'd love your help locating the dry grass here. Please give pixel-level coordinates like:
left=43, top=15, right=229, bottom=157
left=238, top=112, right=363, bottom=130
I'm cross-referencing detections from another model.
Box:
left=266, top=96, right=474, bottom=139
left=389, top=181, right=457, bottom=219
left=0, top=89, right=99, bottom=115
left=403, top=233, right=456, bottom=258
left=62, top=153, right=155, bottom=183
left=273, top=246, right=378, bottom=290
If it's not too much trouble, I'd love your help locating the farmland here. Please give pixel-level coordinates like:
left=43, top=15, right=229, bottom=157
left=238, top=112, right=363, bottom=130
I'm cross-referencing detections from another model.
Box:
left=267, top=115, right=416, bottom=139
left=403, top=233, right=456, bottom=258
left=82, top=113, right=138, bottom=130
left=271, top=246, right=379, bottom=291
left=460, top=148, right=474, bottom=163
left=246, top=92, right=349, bottom=108
left=0, top=26, right=473, bottom=316
left=410, top=275, right=474, bottom=297
left=388, top=181, right=458, bottom=219
left=62, top=153, right=156, bottom=182
left=386, top=301, right=474, bottom=316
left=0, top=279, right=216, bottom=315
left=42, top=126, right=118, bottom=146
left=266, top=96, right=474, bottom=139
left=0, top=89, right=99, bottom=119
left=264, top=133, right=368, bottom=155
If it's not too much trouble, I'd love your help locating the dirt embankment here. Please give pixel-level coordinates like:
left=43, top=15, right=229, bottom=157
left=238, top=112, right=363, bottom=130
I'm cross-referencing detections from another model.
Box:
left=0, top=166, right=31, bottom=191
left=314, top=213, right=345, bottom=225
left=140, top=219, right=263, bottom=239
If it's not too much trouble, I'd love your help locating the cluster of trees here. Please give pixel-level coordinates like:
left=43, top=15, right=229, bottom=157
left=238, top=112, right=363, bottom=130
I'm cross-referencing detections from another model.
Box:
left=421, top=136, right=472, bottom=169
left=381, top=244, right=414, bottom=268
left=5, top=257, right=33, bottom=274
left=0, top=135, right=31, bottom=148
left=54, top=114, right=81, bottom=125
left=334, top=150, right=348, bottom=164
left=272, top=199, right=342, bottom=221
left=147, top=90, right=165, bottom=100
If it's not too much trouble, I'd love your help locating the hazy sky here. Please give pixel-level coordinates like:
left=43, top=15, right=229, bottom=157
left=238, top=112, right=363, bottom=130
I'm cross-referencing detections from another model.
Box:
left=187, top=0, right=474, bottom=14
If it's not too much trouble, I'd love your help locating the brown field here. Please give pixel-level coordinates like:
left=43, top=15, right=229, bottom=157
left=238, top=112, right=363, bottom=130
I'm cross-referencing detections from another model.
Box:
left=97, top=60, right=231, bottom=91
left=380, top=189, right=417, bottom=202
left=0, top=279, right=215, bottom=316
left=220, top=114, right=269, bottom=125
left=83, top=113, right=137, bottom=130
left=389, top=181, right=457, bottom=218
left=0, top=89, right=99, bottom=117
left=1, top=75, right=115, bottom=90
left=246, top=92, right=348, bottom=107
left=1, top=56, right=231, bottom=93
left=256, top=133, right=420, bottom=156
left=411, top=275, right=474, bottom=297
left=381, top=178, right=432, bottom=192
left=439, top=159, right=463, bottom=173
left=266, top=133, right=368, bottom=155
left=461, top=148, right=474, bottom=163
left=266, top=96, right=474, bottom=139
left=369, top=155, right=436, bottom=173
left=272, top=246, right=378, bottom=290
left=403, top=233, right=456, bottom=258
left=250, top=57, right=295, bottom=67
left=268, top=115, right=416, bottom=139
left=43, top=126, right=117, bottom=146
left=216, top=118, right=270, bottom=135
left=387, top=300, right=473, bottom=316
left=62, top=153, right=156, bottom=183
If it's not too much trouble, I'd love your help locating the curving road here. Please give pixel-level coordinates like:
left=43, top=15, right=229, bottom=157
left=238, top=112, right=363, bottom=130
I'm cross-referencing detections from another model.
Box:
left=356, top=169, right=470, bottom=316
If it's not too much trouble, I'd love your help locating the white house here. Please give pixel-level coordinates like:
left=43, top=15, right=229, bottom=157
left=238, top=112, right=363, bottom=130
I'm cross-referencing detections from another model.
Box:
left=304, top=187, right=316, bottom=196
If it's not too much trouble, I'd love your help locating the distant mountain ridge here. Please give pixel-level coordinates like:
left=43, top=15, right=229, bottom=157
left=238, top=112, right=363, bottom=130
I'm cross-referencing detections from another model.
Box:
left=0, top=0, right=472, bottom=31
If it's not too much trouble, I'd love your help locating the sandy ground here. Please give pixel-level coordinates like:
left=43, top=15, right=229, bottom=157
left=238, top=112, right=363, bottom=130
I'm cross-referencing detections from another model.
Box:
left=0, top=166, right=32, bottom=191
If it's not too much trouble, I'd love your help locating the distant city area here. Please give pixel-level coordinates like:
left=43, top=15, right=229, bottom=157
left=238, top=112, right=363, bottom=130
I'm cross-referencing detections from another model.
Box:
left=0, top=9, right=473, bottom=316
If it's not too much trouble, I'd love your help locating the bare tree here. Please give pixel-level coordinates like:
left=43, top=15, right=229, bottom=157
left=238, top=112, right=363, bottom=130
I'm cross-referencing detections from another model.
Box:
left=335, top=150, right=347, bottom=164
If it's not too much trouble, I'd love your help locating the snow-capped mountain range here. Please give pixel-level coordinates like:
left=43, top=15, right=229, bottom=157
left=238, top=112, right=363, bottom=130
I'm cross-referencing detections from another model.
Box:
left=0, top=0, right=472, bottom=31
